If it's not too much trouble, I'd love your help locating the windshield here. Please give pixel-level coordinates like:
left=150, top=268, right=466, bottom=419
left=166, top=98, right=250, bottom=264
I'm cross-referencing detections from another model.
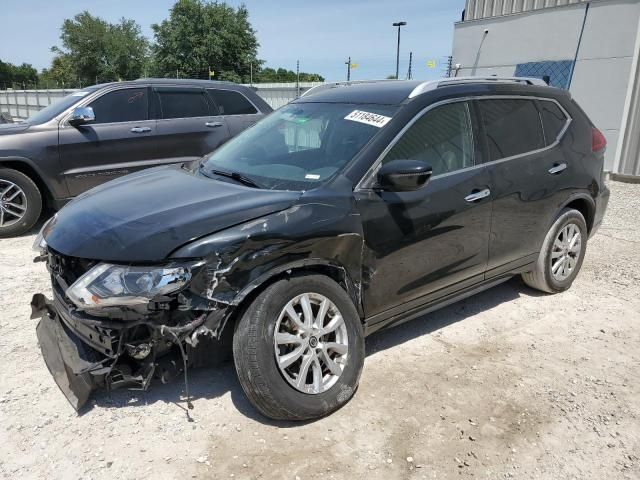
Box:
left=27, top=89, right=95, bottom=125
left=202, top=102, right=397, bottom=190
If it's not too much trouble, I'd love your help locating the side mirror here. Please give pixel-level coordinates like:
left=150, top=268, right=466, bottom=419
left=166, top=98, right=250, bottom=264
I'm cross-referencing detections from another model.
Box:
left=69, top=106, right=95, bottom=126
left=377, top=160, right=432, bottom=192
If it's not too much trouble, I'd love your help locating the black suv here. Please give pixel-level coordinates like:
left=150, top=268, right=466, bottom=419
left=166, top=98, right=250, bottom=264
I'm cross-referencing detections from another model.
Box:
left=31, top=77, right=609, bottom=420
left=0, top=79, right=271, bottom=236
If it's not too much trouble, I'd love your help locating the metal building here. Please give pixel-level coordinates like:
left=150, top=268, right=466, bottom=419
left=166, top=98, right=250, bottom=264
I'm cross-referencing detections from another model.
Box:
left=453, top=0, right=640, bottom=179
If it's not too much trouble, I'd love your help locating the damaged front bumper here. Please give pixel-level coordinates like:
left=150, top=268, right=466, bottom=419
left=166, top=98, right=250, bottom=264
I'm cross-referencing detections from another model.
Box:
left=31, top=286, right=231, bottom=412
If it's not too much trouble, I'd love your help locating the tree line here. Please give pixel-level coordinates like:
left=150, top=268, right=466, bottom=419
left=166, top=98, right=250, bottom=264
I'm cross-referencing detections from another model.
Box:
left=1, top=0, right=323, bottom=89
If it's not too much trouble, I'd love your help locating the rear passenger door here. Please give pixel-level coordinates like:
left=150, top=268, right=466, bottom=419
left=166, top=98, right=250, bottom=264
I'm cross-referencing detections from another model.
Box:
left=153, top=86, right=231, bottom=162
left=207, top=88, right=263, bottom=136
left=479, top=97, right=573, bottom=276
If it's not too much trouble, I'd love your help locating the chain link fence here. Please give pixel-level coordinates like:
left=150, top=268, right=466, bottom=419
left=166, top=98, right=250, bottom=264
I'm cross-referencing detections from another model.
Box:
left=0, top=81, right=324, bottom=121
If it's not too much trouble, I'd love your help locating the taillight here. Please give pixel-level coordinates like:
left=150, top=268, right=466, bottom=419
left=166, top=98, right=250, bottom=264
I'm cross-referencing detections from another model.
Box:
left=592, top=127, right=607, bottom=152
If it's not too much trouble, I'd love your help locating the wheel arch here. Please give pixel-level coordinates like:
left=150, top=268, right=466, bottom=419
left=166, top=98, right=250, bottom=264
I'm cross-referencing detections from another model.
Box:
left=558, top=193, right=596, bottom=233
left=0, top=157, right=55, bottom=210
left=222, top=260, right=364, bottom=337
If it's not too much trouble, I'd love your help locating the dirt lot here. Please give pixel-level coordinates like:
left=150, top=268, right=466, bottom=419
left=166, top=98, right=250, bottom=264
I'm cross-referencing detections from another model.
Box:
left=1, top=180, right=639, bottom=480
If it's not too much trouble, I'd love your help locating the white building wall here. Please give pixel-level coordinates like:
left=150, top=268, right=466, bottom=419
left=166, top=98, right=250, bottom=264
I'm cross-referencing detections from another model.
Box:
left=464, top=0, right=589, bottom=21
left=615, top=17, right=640, bottom=177
left=452, top=0, right=640, bottom=173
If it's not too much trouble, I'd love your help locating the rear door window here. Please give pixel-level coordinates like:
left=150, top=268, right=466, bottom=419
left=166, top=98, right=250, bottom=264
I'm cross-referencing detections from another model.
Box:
left=88, top=88, right=148, bottom=124
left=207, top=89, right=258, bottom=115
left=156, top=88, right=210, bottom=119
left=539, top=100, right=569, bottom=145
left=478, top=99, right=544, bottom=161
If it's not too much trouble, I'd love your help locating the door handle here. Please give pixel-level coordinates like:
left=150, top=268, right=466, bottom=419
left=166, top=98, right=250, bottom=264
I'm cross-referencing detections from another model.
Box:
left=205, top=122, right=223, bottom=128
left=130, top=127, right=151, bottom=133
left=465, top=188, right=491, bottom=203
left=548, top=162, right=567, bottom=175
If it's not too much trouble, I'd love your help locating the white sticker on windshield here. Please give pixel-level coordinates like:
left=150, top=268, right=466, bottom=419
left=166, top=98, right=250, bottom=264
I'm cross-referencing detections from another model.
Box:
left=305, top=174, right=321, bottom=180
left=71, top=91, right=90, bottom=97
left=344, top=110, right=391, bottom=128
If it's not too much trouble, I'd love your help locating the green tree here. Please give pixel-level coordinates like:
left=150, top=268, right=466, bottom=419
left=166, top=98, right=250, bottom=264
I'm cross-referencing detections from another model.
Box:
left=51, top=11, right=149, bottom=85
left=39, top=55, right=76, bottom=87
left=0, top=60, right=38, bottom=88
left=256, top=67, right=324, bottom=83
left=151, top=0, right=261, bottom=82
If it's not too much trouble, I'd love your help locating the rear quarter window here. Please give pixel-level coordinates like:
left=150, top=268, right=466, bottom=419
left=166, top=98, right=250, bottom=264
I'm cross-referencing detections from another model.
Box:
left=478, top=99, right=544, bottom=161
left=539, top=100, right=569, bottom=145
left=207, top=89, right=258, bottom=115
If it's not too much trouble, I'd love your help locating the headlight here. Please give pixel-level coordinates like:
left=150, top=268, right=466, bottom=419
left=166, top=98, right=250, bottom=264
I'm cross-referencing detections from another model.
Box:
left=66, top=262, right=198, bottom=309
left=32, top=215, right=56, bottom=252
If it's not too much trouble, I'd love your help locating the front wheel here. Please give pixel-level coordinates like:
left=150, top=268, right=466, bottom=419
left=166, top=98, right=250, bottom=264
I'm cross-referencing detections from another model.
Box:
left=233, top=274, right=364, bottom=421
left=0, top=168, right=42, bottom=237
left=522, top=208, right=588, bottom=293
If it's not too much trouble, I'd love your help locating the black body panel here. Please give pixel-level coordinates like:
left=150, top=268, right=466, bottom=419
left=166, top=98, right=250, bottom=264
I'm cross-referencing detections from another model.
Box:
left=355, top=166, right=492, bottom=318
left=45, top=165, right=302, bottom=262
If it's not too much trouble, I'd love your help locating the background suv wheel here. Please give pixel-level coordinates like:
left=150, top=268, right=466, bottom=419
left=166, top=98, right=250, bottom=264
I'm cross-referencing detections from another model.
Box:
left=0, top=168, right=42, bottom=238
left=522, top=208, right=588, bottom=293
left=233, top=274, right=364, bottom=421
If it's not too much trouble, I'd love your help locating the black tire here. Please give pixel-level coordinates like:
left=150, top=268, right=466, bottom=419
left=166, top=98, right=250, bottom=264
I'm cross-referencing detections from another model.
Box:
left=0, top=168, right=42, bottom=237
left=522, top=208, right=588, bottom=293
left=233, top=274, right=364, bottom=421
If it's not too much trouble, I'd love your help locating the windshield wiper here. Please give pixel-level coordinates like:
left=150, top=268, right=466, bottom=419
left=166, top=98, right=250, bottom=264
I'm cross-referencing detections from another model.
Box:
left=204, top=166, right=261, bottom=189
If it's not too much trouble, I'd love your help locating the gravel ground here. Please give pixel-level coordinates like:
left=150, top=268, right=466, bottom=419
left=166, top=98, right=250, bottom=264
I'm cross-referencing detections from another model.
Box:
left=0, top=180, right=638, bottom=480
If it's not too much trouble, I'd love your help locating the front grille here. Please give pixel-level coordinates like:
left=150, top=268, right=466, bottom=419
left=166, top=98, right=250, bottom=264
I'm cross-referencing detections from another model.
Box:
left=47, top=248, right=98, bottom=291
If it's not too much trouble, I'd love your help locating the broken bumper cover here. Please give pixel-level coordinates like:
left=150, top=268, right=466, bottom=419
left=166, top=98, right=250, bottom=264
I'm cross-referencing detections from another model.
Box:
left=34, top=301, right=102, bottom=411
left=32, top=290, right=231, bottom=412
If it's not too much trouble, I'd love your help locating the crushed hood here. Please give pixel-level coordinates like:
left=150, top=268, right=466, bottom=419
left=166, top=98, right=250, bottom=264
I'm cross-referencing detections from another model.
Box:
left=45, top=165, right=302, bottom=262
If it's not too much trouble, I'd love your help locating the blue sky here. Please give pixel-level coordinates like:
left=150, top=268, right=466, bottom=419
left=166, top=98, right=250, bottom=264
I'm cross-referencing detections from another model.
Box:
left=0, top=0, right=465, bottom=82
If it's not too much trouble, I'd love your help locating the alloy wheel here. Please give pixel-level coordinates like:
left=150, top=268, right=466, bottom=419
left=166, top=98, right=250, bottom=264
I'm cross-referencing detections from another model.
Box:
left=0, top=179, right=28, bottom=228
left=550, top=222, right=582, bottom=281
left=273, top=292, right=349, bottom=394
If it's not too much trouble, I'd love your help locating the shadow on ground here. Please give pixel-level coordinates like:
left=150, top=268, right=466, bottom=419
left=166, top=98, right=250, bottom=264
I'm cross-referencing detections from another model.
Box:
left=89, top=276, right=540, bottom=426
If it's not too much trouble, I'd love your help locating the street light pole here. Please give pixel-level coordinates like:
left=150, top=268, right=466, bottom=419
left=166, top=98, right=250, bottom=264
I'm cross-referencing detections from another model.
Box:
left=392, top=21, right=407, bottom=80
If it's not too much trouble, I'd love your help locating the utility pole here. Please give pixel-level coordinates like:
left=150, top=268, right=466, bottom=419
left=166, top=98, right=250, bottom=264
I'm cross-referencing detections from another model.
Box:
left=407, top=52, right=413, bottom=80
left=296, top=60, right=300, bottom=98
left=345, top=56, right=352, bottom=81
left=392, top=21, right=407, bottom=79
left=250, top=62, right=253, bottom=86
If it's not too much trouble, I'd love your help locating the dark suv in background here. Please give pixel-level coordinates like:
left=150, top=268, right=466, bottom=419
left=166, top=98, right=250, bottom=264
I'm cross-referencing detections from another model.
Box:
left=0, top=79, right=272, bottom=236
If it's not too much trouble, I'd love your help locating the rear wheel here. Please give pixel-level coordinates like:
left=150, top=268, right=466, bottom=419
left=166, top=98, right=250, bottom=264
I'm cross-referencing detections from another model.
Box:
left=233, top=274, right=364, bottom=421
left=522, top=208, right=588, bottom=293
left=0, top=168, right=42, bottom=237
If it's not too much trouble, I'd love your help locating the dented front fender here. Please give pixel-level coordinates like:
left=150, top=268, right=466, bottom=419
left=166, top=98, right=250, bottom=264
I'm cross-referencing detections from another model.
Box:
left=171, top=190, right=365, bottom=317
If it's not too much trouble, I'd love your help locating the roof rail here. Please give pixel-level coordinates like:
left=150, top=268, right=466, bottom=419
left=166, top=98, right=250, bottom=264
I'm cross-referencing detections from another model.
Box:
left=301, top=79, right=396, bottom=98
left=408, top=76, right=548, bottom=98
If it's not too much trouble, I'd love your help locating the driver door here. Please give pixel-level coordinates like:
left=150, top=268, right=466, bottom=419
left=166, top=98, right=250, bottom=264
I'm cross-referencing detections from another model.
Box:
left=58, top=86, right=159, bottom=197
left=355, top=101, right=493, bottom=319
